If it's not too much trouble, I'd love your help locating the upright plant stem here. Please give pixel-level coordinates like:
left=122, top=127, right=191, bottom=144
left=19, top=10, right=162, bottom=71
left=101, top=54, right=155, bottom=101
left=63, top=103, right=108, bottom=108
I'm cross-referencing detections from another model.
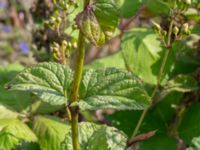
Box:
left=70, top=1, right=89, bottom=150
left=70, top=32, right=85, bottom=150
left=131, top=21, right=174, bottom=138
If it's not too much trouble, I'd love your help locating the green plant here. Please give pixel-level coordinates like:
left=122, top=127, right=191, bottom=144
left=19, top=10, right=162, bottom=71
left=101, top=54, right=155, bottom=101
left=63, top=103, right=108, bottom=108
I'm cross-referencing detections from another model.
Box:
left=0, top=0, right=200, bottom=150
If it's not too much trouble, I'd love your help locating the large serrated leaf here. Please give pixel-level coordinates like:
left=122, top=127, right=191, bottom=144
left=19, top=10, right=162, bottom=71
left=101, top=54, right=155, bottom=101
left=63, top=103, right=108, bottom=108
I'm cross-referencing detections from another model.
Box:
left=79, top=68, right=150, bottom=111
left=0, top=119, right=37, bottom=150
left=9, top=62, right=73, bottom=106
left=63, top=122, right=127, bottom=150
left=33, top=116, right=71, bottom=150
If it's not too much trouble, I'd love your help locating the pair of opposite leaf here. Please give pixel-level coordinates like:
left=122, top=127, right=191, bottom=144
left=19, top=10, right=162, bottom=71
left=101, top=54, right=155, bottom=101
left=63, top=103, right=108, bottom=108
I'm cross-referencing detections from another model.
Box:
left=76, top=0, right=120, bottom=46
left=8, top=62, right=150, bottom=112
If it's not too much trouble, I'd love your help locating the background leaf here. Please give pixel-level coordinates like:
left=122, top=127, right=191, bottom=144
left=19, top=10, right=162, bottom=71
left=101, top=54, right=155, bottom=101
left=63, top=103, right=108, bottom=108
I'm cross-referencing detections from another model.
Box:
left=0, top=105, right=18, bottom=119
left=33, top=116, right=70, bottom=150
left=179, top=103, right=200, bottom=144
left=121, top=28, right=169, bottom=84
left=86, top=52, right=125, bottom=69
left=0, top=87, right=31, bottom=112
left=0, top=119, right=37, bottom=150
left=120, top=0, right=143, bottom=18
left=145, top=0, right=170, bottom=15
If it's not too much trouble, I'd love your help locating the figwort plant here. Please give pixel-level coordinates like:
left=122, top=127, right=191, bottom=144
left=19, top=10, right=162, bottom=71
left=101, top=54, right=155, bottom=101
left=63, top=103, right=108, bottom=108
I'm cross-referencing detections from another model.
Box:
left=0, top=0, right=199, bottom=150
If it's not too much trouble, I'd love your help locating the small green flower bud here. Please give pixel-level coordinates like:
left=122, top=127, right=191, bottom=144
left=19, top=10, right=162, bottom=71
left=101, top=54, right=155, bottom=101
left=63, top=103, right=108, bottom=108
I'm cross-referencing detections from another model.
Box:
left=184, top=0, right=191, bottom=5
left=56, top=17, right=62, bottom=24
left=67, top=42, right=72, bottom=49
left=65, top=4, right=69, bottom=10
left=173, top=26, right=179, bottom=36
left=62, top=40, right=68, bottom=47
left=53, top=52, right=60, bottom=61
left=44, top=21, right=50, bottom=27
left=53, top=0, right=57, bottom=4
left=162, top=30, right=167, bottom=36
left=52, top=47, right=60, bottom=54
left=69, top=0, right=75, bottom=5
left=50, top=17, right=56, bottom=22
left=152, top=21, right=161, bottom=31
left=182, top=23, right=190, bottom=34
left=72, top=42, right=77, bottom=49
left=53, top=42, right=60, bottom=48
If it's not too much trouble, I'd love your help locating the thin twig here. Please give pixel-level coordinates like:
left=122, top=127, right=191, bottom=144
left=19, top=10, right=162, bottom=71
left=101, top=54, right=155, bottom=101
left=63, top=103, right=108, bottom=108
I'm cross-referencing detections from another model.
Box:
left=131, top=20, right=174, bottom=138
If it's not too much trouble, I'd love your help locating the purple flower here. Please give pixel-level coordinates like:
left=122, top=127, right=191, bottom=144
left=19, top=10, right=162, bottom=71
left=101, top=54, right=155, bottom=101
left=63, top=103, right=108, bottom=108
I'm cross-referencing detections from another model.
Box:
left=2, top=25, right=10, bottom=33
left=19, top=42, right=30, bottom=54
left=0, top=1, right=6, bottom=9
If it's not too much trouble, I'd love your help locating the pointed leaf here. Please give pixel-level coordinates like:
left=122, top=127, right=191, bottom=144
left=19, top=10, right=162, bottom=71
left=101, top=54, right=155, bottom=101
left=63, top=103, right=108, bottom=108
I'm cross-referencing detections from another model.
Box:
left=0, top=119, right=37, bottom=150
left=93, top=0, right=120, bottom=37
left=33, top=116, right=71, bottom=150
left=76, top=10, right=106, bottom=46
left=164, top=75, right=199, bottom=93
left=158, top=75, right=199, bottom=101
left=79, top=68, right=150, bottom=111
left=76, top=0, right=120, bottom=46
left=63, top=122, right=127, bottom=150
left=9, top=62, right=73, bottom=105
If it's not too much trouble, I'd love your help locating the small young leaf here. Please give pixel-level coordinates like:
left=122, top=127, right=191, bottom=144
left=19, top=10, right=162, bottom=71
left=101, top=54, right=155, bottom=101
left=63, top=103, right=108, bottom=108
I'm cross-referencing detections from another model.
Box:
left=76, top=10, right=106, bottom=46
left=76, top=0, right=120, bottom=46
left=63, top=122, right=127, bottom=150
left=9, top=62, right=73, bottom=106
left=93, top=0, right=120, bottom=37
left=163, top=75, right=199, bottom=94
left=79, top=68, right=150, bottom=111
left=33, top=116, right=71, bottom=150
left=0, top=119, right=37, bottom=150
